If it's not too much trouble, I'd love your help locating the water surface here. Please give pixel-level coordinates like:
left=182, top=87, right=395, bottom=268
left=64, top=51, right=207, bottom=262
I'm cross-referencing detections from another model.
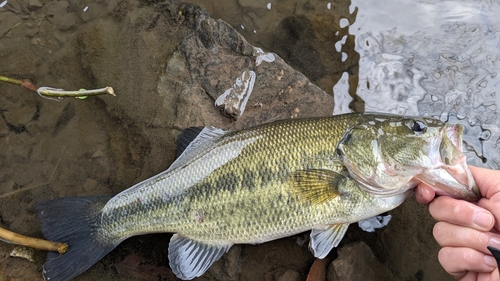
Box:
left=195, top=0, right=500, bottom=169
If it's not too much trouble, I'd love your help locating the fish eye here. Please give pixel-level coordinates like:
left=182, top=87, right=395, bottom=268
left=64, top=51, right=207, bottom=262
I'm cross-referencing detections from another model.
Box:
left=410, top=120, right=427, bottom=134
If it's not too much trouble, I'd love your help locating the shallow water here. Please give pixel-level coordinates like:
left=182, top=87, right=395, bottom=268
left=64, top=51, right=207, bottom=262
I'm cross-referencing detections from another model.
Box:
left=195, top=0, right=500, bottom=169
left=1, top=0, right=499, bottom=280
left=351, top=0, right=500, bottom=169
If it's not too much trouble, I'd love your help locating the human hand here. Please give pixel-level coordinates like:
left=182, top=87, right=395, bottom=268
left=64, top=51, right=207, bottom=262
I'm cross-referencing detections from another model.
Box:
left=415, top=166, right=500, bottom=281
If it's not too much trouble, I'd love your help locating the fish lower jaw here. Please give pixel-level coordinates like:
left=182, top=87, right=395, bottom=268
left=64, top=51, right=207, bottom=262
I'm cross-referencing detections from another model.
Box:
left=353, top=177, right=416, bottom=197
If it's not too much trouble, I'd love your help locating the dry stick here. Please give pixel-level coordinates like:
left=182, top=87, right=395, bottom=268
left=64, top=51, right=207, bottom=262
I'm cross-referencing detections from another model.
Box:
left=38, top=86, right=115, bottom=97
left=0, top=75, right=115, bottom=98
left=0, top=226, right=68, bottom=254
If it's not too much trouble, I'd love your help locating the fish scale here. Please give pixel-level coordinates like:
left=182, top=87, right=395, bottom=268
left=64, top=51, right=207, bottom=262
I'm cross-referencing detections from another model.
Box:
left=103, top=117, right=352, bottom=240
left=35, top=113, right=479, bottom=281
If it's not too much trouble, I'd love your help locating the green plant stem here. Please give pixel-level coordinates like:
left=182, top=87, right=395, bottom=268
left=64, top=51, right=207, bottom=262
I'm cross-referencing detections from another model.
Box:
left=0, top=75, right=22, bottom=85
left=0, top=75, right=116, bottom=98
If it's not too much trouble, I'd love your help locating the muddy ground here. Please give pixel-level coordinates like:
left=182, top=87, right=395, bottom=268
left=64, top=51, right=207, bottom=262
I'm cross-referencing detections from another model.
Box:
left=1, top=0, right=451, bottom=280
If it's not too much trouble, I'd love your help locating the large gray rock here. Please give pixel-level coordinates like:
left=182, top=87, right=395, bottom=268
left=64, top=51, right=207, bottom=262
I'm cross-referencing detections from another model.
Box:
left=76, top=0, right=334, bottom=179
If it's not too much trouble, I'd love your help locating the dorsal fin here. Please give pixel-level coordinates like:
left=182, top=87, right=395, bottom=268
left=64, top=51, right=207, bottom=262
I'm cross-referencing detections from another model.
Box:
left=176, top=127, right=204, bottom=157
left=169, top=126, right=227, bottom=172
left=104, top=126, right=239, bottom=213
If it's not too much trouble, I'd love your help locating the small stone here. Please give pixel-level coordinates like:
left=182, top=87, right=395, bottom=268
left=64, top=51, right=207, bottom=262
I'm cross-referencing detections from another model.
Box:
left=44, top=1, right=69, bottom=25
left=25, top=121, right=40, bottom=135
left=3, top=106, right=36, bottom=127
left=25, top=27, right=40, bottom=37
left=57, top=12, right=79, bottom=31
left=80, top=3, right=108, bottom=23
left=10, top=246, right=35, bottom=262
left=38, top=28, right=47, bottom=37
left=0, top=180, right=16, bottom=195
left=277, top=269, right=301, bottom=281
left=28, top=0, right=43, bottom=10
left=92, top=149, right=104, bottom=158
left=82, top=178, right=99, bottom=194
left=208, top=245, right=242, bottom=280
left=5, top=0, right=23, bottom=13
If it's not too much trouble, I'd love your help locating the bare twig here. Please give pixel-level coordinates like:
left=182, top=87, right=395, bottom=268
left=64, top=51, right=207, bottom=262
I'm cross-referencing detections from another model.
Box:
left=0, top=75, right=115, bottom=99
left=0, top=226, right=67, bottom=254
left=38, top=86, right=115, bottom=97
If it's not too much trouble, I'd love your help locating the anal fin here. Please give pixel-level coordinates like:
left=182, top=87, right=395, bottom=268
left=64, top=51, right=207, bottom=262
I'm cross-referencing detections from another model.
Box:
left=168, top=234, right=232, bottom=280
left=309, top=223, right=350, bottom=259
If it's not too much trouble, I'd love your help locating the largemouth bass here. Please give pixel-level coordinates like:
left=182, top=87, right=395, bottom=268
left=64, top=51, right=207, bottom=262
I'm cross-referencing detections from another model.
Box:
left=35, top=113, right=480, bottom=280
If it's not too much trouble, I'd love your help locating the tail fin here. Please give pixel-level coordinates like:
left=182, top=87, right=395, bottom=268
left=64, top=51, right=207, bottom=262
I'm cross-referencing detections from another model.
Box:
left=36, top=195, right=117, bottom=281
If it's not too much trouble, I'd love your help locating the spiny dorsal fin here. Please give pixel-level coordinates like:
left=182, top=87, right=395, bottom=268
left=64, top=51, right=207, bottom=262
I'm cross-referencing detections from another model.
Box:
left=169, top=126, right=227, bottom=172
left=168, top=234, right=232, bottom=280
left=176, top=127, right=204, bottom=157
left=291, top=169, right=346, bottom=204
left=310, top=223, right=350, bottom=258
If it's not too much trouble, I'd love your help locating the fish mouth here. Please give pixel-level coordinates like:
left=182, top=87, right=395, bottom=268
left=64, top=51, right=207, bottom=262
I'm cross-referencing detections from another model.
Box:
left=415, top=124, right=480, bottom=201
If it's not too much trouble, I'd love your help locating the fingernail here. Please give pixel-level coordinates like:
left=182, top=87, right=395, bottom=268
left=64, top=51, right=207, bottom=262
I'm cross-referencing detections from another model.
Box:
left=484, top=255, right=497, bottom=268
left=489, top=237, right=500, bottom=250
left=473, top=211, right=494, bottom=229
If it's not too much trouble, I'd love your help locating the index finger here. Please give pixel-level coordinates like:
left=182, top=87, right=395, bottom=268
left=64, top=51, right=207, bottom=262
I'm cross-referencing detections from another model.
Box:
left=429, top=196, right=494, bottom=231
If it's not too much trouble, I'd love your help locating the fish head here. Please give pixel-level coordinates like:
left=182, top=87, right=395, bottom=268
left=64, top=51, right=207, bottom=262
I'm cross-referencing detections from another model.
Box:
left=337, top=115, right=480, bottom=201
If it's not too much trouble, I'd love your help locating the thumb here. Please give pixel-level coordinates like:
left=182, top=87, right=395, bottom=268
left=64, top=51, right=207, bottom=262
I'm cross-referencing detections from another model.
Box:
left=471, top=166, right=500, bottom=231
left=469, top=166, right=500, bottom=199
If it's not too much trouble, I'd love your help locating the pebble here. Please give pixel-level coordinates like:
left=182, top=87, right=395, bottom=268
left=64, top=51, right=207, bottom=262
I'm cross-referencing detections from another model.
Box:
left=5, top=0, right=22, bottom=13
left=3, top=106, right=36, bottom=127
left=25, top=121, right=40, bottom=135
left=57, top=12, right=79, bottom=31
left=92, top=149, right=104, bottom=158
left=277, top=269, right=301, bottom=281
left=25, top=27, right=40, bottom=37
left=44, top=1, right=69, bottom=25
left=80, top=3, right=108, bottom=22
left=10, top=246, right=35, bottom=262
left=28, top=0, right=43, bottom=10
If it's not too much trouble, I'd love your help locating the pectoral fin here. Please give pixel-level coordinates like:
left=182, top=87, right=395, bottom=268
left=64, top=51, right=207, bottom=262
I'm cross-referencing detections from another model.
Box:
left=309, top=223, right=350, bottom=259
left=291, top=169, right=347, bottom=204
left=168, top=234, right=232, bottom=280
